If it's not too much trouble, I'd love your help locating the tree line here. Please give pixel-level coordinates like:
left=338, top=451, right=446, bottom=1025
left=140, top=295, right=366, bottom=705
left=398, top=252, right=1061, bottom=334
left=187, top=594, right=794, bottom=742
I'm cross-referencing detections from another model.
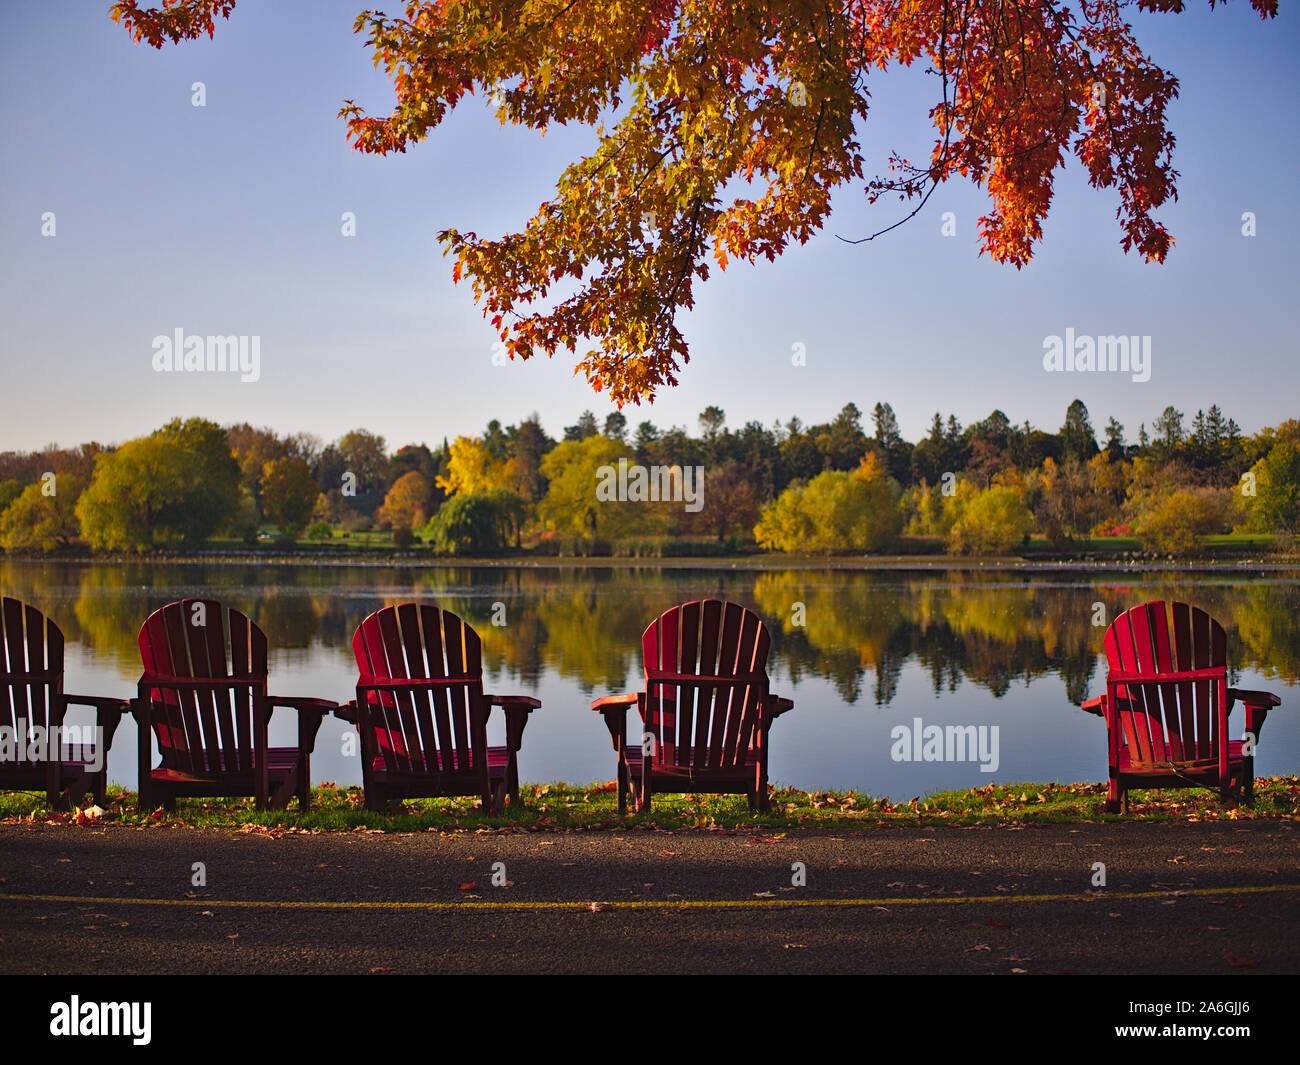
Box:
left=0, top=400, right=1297, bottom=556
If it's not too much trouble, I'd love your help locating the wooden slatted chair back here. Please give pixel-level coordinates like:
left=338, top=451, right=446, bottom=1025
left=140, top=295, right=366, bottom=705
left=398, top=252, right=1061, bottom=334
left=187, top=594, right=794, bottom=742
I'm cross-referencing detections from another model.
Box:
left=138, top=599, right=267, bottom=777
left=352, top=604, right=487, bottom=776
left=640, top=599, right=771, bottom=772
left=1103, top=600, right=1228, bottom=766
left=1, top=597, right=64, bottom=764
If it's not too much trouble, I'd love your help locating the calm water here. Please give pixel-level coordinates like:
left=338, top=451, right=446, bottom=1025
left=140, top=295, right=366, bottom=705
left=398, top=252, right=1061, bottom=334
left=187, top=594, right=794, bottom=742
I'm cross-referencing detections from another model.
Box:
left=4, top=560, right=1298, bottom=796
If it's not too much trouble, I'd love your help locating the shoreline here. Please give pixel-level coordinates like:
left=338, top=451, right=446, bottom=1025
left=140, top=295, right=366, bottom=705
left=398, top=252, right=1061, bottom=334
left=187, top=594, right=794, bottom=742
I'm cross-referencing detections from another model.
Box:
left=5, top=552, right=1299, bottom=574
left=5, top=779, right=1297, bottom=831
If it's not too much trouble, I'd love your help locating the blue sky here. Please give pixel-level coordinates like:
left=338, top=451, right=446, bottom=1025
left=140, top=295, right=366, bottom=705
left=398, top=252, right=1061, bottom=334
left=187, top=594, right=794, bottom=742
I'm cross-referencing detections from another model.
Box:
left=1, top=0, right=1296, bottom=453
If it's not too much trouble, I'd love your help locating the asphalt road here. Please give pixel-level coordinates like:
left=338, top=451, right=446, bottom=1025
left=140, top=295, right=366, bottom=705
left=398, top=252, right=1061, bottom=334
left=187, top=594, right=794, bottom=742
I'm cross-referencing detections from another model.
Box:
left=1, top=821, right=1296, bottom=974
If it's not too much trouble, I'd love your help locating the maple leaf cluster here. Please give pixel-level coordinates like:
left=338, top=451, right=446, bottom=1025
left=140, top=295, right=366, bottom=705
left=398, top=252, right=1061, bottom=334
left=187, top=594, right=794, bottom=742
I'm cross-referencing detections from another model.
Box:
left=112, top=0, right=1279, bottom=405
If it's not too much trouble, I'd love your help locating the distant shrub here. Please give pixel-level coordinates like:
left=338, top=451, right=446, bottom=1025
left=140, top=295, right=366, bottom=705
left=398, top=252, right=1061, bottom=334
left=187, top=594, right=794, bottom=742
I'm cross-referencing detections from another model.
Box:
left=1133, top=490, right=1227, bottom=555
left=340, top=508, right=372, bottom=533
left=946, top=485, right=1034, bottom=555
left=424, top=494, right=504, bottom=555
left=754, top=456, right=902, bottom=554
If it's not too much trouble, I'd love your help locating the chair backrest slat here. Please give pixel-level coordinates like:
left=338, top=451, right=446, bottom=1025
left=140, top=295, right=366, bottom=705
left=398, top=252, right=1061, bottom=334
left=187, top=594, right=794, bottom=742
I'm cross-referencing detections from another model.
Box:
left=1169, top=601, right=1196, bottom=760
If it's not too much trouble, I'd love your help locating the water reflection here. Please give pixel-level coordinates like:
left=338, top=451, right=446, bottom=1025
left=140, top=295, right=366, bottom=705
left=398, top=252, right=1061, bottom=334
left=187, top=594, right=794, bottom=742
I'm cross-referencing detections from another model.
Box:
left=3, top=561, right=1296, bottom=792
left=7, top=561, right=1299, bottom=694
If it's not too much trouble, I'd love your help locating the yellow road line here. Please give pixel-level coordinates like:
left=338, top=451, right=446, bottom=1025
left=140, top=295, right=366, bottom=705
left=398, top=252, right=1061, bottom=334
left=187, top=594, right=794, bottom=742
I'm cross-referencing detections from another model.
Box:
left=2, top=883, right=1297, bottom=912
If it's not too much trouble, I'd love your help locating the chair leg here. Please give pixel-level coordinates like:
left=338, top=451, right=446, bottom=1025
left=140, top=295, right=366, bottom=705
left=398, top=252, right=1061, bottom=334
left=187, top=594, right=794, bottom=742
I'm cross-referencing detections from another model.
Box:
left=298, top=754, right=312, bottom=811
left=270, top=774, right=296, bottom=809
left=617, top=761, right=629, bottom=816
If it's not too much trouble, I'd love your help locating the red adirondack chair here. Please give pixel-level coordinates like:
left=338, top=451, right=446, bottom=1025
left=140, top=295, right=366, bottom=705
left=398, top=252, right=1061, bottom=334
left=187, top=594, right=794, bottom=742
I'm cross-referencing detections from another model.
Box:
left=1081, top=600, right=1281, bottom=813
left=1, top=597, right=129, bottom=809
left=135, top=599, right=335, bottom=811
left=592, top=599, right=794, bottom=813
left=339, top=604, right=540, bottom=812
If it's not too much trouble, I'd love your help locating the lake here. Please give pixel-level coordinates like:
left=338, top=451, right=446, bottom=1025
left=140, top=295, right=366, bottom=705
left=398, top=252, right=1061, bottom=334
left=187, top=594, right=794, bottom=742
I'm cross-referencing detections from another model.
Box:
left=4, top=559, right=1297, bottom=797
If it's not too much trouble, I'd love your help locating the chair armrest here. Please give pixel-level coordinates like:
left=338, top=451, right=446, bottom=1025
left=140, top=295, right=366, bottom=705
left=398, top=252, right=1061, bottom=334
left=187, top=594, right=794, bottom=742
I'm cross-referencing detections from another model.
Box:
left=1229, top=688, right=1280, bottom=744
left=333, top=700, right=358, bottom=724
left=62, top=694, right=132, bottom=748
left=486, top=694, right=541, bottom=752
left=1228, top=688, right=1281, bottom=709
left=63, top=694, right=131, bottom=713
left=268, top=696, right=336, bottom=755
left=1081, top=694, right=1106, bottom=717
left=486, top=694, right=541, bottom=711
left=591, top=692, right=639, bottom=711
left=765, top=695, right=794, bottom=719
left=592, top=695, right=634, bottom=751
left=269, top=696, right=339, bottom=713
